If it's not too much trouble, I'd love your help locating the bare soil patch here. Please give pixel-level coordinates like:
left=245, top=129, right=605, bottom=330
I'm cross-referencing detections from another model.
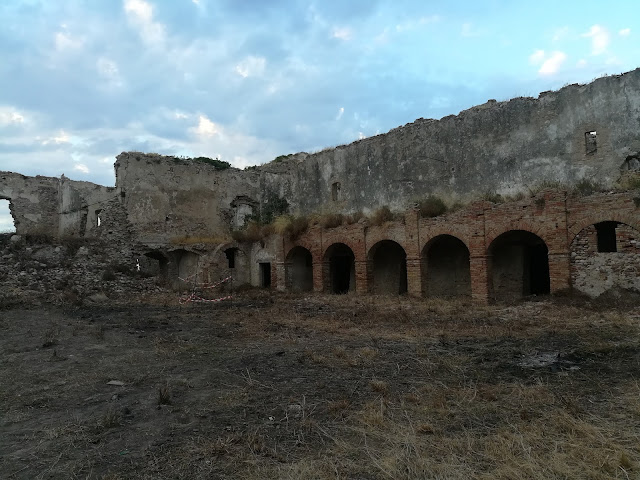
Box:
left=1, top=293, right=640, bottom=479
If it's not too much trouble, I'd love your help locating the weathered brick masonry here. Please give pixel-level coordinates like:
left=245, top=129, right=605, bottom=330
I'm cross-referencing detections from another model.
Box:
left=280, top=190, right=639, bottom=303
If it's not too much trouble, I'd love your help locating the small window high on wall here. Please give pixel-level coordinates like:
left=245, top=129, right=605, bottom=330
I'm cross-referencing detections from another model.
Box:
left=585, top=131, right=597, bottom=155
left=0, top=199, right=15, bottom=233
left=595, top=221, right=618, bottom=252
left=331, top=182, right=341, bottom=201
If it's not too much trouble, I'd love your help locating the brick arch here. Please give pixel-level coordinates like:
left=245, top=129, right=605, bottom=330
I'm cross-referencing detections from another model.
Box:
left=366, top=240, right=408, bottom=295
left=285, top=246, right=314, bottom=292
left=286, top=242, right=316, bottom=260
left=485, top=223, right=551, bottom=255
left=488, top=229, right=551, bottom=301
left=286, top=245, right=313, bottom=261
left=322, top=239, right=361, bottom=262
left=421, top=234, right=471, bottom=298
left=322, top=242, right=357, bottom=294
left=421, top=232, right=471, bottom=256
left=569, top=214, right=640, bottom=246
left=366, top=238, right=407, bottom=260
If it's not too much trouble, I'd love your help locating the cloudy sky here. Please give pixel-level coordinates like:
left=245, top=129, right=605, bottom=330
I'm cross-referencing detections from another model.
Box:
left=0, top=0, right=638, bottom=231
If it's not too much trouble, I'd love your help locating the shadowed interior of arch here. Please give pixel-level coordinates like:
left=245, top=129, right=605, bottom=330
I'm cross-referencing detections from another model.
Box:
left=143, top=251, right=168, bottom=280
left=422, top=235, right=471, bottom=297
left=369, top=240, right=407, bottom=294
left=324, top=243, right=355, bottom=294
left=285, top=246, right=313, bottom=292
left=489, top=230, right=550, bottom=301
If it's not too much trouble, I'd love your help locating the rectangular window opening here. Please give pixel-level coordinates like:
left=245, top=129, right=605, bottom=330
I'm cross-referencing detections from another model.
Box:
left=331, top=182, right=341, bottom=201
left=595, top=221, right=617, bottom=252
left=585, top=131, right=597, bottom=155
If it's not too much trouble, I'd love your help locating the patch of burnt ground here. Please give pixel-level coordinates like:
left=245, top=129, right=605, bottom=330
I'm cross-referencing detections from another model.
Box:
left=1, top=294, right=640, bottom=479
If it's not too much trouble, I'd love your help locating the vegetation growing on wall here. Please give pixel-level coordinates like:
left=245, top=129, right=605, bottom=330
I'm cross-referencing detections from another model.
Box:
left=273, top=215, right=309, bottom=240
left=417, top=196, right=448, bottom=218
left=369, top=206, right=398, bottom=226
left=192, top=157, right=231, bottom=170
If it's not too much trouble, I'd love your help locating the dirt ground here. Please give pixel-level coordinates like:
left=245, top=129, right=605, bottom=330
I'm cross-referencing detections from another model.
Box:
left=1, top=291, right=640, bottom=479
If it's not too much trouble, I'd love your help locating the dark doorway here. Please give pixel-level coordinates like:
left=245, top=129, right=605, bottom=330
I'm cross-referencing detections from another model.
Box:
left=324, top=243, right=355, bottom=294
left=224, top=248, right=238, bottom=268
left=143, top=251, right=169, bottom=282
left=259, top=262, right=272, bottom=288
left=369, top=240, right=407, bottom=294
left=489, top=230, right=550, bottom=301
left=595, top=221, right=618, bottom=252
left=422, top=235, right=471, bottom=297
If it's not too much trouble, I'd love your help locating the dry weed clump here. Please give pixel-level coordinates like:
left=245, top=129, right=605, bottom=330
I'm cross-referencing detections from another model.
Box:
left=170, top=235, right=230, bottom=245
left=273, top=215, right=309, bottom=240
left=344, top=210, right=365, bottom=224
left=417, top=195, right=447, bottom=218
left=231, top=221, right=267, bottom=242
left=316, top=212, right=344, bottom=229
left=369, top=206, right=396, bottom=226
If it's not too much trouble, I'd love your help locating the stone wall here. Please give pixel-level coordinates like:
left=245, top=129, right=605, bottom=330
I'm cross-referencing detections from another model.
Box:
left=274, top=69, right=640, bottom=215
left=1, top=69, right=640, bottom=302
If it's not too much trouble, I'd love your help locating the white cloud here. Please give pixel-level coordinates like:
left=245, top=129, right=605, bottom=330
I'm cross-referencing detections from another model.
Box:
left=73, top=163, right=90, bottom=174
left=336, top=107, right=344, bottom=120
left=619, top=28, right=631, bottom=36
left=538, top=51, right=567, bottom=75
left=54, top=31, right=83, bottom=51
left=0, top=108, right=25, bottom=126
left=174, top=111, right=188, bottom=119
left=192, top=115, right=218, bottom=138
left=42, top=131, right=70, bottom=145
left=577, top=59, right=587, bottom=68
left=234, top=56, right=266, bottom=78
left=123, top=0, right=165, bottom=47
left=332, top=27, right=352, bottom=41
left=529, top=49, right=545, bottom=65
left=582, top=25, right=610, bottom=55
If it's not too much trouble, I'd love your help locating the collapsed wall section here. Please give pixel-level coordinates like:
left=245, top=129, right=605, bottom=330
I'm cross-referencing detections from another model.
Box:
left=114, top=153, right=261, bottom=244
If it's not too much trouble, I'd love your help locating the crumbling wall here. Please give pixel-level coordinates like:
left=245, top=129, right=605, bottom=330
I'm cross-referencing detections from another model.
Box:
left=571, top=223, right=640, bottom=296
left=114, top=153, right=261, bottom=244
left=274, top=69, right=640, bottom=215
left=59, top=176, right=116, bottom=238
left=0, top=172, right=59, bottom=237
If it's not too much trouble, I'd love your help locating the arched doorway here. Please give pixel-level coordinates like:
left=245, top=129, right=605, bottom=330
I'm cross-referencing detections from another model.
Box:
left=422, top=235, right=471, bottom=297
left=324, top=243, right=355, bottom=294
left=170, top=249, right=200, bottom=282
left=368, top=240, right=407, bottom=294
left=286, top=246, right=313, bottom=292
left=489, top=230, right=550, bottom=301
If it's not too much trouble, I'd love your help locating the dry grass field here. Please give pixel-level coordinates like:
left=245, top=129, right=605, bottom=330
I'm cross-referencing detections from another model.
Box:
left=1, top=291, right=640, bottom=479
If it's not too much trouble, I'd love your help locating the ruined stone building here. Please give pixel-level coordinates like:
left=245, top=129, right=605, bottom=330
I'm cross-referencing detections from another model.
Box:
left=2, top=69, right=640, bottom=303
